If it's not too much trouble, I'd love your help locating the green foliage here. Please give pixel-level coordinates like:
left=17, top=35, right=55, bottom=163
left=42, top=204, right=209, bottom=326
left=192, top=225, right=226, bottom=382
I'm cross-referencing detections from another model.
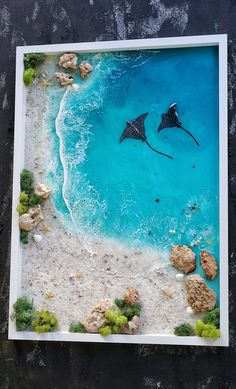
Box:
left=99, top=310, right=128, bottom=336
left=203, top=308, right=220, bottom=328
left=23, top=68, right=37, bottom=86
left=194, top=319, right=221, bottom=340
left=11, top=296, right=34, bottom=330
left=24, top=53, right=46, bottom=69
left=20, top=169, right=34, bottom=195
left=19, top=191, right=29, bottom=205
left=69, top=322, right=87, bottom=333
left=174, top=323, right=194, bottom=336
left=16, top=203, right=28, bottom=215
left=99, top=326, right=112, bottom=336
left=32, top=310, right=58, bottom=333
left=29, top=194, right=42, bottom=206
left=20, top=230, right=29, bottom=244
left=114, top=298, right=141, bottom=320
left=114, top=298, right=125, bottom=309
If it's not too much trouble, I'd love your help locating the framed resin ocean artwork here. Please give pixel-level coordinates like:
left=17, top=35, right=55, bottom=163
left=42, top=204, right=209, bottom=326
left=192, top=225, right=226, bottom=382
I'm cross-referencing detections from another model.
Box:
left=9, top=35, right=228, bottom=346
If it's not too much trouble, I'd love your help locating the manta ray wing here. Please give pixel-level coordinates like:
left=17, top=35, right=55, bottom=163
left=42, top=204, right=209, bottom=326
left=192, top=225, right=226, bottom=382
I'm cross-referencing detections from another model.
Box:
left=158, top=103, right=180, bottom=131
left=119, top=112, right=173, bottom=159
left=119, top=113, right=148, bottom=142
left=157, top=103, right=199, bottom=146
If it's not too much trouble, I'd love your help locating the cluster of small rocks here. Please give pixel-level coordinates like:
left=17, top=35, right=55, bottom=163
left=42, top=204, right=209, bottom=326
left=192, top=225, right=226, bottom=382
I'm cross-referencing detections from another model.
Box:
left=84, top=298, right=115, bottom=333
left=170, top=244, right=218, bottom=313
left=170, top=244, right=217, bottom=279
left=55, top=53, right=93, bottom=86
left=84, top=287, right=140, bottom=335
left=19, top=183, right=51, bottom=233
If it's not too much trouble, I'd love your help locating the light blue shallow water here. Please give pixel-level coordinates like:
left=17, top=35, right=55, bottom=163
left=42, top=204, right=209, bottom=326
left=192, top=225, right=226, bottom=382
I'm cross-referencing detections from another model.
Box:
left=45, top=47, right=219, bottom=299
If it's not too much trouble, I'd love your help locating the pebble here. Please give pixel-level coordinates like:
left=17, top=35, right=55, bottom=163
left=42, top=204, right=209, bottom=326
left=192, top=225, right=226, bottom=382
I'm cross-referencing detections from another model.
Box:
left=33, top=234, right=42, bottom=243
left=71, top=83, right=80, bottom=91
left=169, top=229, right=176, bottom=235
left=186, top=306, right=194, bottom=315
left=175, top=273, right=184, bottom=282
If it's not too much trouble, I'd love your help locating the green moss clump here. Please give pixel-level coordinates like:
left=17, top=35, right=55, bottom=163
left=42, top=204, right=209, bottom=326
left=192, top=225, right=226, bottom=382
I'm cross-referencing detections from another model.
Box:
left=20, top=169, right=34, bottom=195
left=194, top=319, right=220, bottom=340
left=29, top=194, right=42, bottom=206
left=174, top=323, right=194, bottom=336
left=99, top=326, right=112, bottom=336
left=24, top=53, right=46, bottom=69
left=69, top=322, right=87, bottom=333
left=16, top=203, right=28, bottom=215
left=11, top=296, right=34, bottom=330
left=23, top=68, right=37, bottom=86
left=105, top=310, right=128, bottom=326
left=99, top=310, right=128, bottom=336
left=115, top=298, right=141, bottom=320
left=203, top=308, right=220, bottom=328
left=17, top=191, right=31, bottom=215
left=32, top=310, right=58, bottom=333
left=19, top=191, right=29, bottom=205
left=20, top=230, right=29, bottom=244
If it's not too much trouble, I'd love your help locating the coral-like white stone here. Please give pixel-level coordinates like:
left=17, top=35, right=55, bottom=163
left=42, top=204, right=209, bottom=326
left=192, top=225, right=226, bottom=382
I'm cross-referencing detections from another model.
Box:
left=35, top=183, right=51, bottom=199
left=84, top=298, right=115, bottom=333
left=79, top=62, right=93, bottom=79
left=33, top=234, right=42, bottom=243
left=55, top=72, right=74, bottom=86
left=175, top=273, right=184, bottom=282
left=122, top=315, right=140, bottom=334
left=19, top=205, right=44, bottom=231
left=58, top=53, right=78, bottom=69
left=186, top=306, right=194, bottom=315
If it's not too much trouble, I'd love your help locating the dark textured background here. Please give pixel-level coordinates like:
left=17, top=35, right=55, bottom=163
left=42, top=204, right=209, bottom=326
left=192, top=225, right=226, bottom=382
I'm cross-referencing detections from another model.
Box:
left=0, top=1, right=236, bottom=388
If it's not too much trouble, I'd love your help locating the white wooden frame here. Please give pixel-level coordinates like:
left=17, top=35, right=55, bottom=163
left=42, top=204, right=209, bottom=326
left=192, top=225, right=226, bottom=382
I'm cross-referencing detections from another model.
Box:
left=9, top=35, right=228, bottom=346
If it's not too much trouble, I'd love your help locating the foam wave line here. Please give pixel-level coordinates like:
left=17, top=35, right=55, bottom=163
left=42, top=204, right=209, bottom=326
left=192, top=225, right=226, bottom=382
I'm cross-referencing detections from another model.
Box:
left=55, top=87, right=79, bottom=233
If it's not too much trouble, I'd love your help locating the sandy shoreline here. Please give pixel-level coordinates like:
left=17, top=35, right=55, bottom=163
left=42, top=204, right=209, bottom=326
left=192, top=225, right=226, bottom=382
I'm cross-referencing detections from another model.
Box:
left=21, top=59, right=202, bottom=333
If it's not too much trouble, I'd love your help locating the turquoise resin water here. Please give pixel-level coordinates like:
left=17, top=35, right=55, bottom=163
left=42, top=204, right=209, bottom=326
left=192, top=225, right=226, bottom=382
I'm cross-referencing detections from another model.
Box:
left=46, top=47, right=219, bottom=297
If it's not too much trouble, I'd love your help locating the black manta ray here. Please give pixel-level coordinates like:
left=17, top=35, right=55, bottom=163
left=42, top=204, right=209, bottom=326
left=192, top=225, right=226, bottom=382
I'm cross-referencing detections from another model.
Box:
left=158, top=103, right=199, bottom=146
left=119, top=113, right=173, bottom=159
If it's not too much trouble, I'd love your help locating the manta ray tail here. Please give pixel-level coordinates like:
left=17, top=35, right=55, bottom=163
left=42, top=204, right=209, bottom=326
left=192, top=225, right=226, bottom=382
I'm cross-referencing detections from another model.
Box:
left=179, top=125, right=199, bottom=146
left=145, top=140, right=173, bottom=159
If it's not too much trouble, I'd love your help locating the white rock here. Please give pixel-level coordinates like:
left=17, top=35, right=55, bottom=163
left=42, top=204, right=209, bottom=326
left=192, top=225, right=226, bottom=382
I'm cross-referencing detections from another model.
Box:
left=169, top=229, right=176, bottom=235
left=35, top=183, right=51, bottom=199
left=186, top=306, right=194, bottom=315
left=175, top=273, right=184, bottom=282
left=71, top=83, right=81, bottom=91
left=33, top=234, right=42, bottom=243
